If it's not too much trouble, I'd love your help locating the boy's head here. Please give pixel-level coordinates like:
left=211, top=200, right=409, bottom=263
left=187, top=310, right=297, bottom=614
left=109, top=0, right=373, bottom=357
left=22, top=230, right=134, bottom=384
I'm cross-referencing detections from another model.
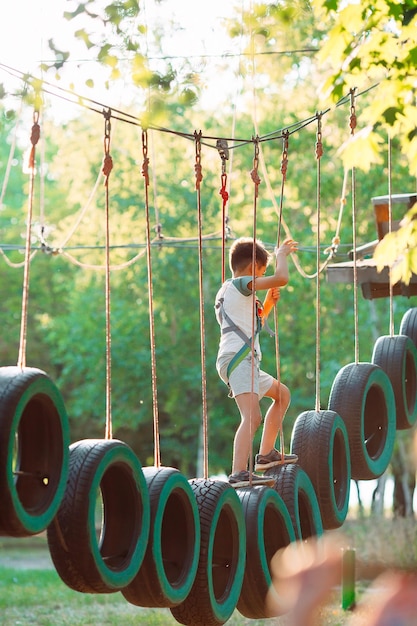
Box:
left=229, top=237, right=271, bottom=273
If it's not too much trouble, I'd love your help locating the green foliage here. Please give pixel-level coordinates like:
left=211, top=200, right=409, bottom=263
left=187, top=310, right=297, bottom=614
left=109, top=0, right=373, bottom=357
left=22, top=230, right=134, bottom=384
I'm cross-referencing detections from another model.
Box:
left=313, top=0, right=417, bottom=174
left=374, top=204, right=417, bottom=285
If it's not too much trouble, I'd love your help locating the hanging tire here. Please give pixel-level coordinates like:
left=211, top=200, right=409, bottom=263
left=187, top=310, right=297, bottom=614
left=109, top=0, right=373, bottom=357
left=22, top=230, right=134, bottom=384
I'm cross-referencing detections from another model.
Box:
left=290, top=410, right=351, bottom=530
left=0, top=366, right=69, bottom=537
left=170, top=479, right=246, bottom=626
left=47, top=438, right=150, bottom=593
left=265, top=464, right=323, bottom=540
left=400, top=308, right=417, bottom=348
left=372, top=335, right=417, bottom=430
left=122, top=466, right=200, bottom=608
left=328, top=362, right=396, bottom=480
left=236, top=486, right=295, bottom=619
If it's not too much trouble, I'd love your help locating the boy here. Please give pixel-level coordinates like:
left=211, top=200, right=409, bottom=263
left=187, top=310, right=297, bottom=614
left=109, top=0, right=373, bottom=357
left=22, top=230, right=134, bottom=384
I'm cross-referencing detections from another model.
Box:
left=215, top=237, right=298, bottom=488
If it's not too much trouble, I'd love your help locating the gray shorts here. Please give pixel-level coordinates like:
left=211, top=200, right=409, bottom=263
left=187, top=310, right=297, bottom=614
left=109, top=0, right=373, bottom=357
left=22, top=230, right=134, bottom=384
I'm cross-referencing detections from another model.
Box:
left=217, top=353, right=274, bottom=398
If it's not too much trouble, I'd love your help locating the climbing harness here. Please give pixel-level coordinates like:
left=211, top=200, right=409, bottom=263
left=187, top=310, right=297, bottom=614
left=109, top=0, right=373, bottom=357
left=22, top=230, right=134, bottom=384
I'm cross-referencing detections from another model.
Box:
left=215, top=281, right=264, bottom=379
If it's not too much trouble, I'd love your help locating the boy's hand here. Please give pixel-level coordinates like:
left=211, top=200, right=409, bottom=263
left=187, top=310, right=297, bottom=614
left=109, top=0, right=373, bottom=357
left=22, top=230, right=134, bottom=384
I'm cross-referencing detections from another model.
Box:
left=275, top=238, right=298, bottom=257
left=263, top=288, right=280, bottom=318
left=266, top=287, right=280, bottom=305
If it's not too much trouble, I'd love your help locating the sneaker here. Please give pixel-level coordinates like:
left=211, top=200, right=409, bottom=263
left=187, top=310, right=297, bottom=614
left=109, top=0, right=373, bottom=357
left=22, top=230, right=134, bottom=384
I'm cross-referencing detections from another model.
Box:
left=228, top=470, right=275, bottom=488
left=255, top=448, right=298, bottom=471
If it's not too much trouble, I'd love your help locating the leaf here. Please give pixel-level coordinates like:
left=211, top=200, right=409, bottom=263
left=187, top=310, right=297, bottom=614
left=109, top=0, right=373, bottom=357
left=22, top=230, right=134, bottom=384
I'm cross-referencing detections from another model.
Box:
left=337, top=126, right=384, bottom=171
left=408, top=248, right=417, bottom=277
left=382, top=107, right=401, bottom=125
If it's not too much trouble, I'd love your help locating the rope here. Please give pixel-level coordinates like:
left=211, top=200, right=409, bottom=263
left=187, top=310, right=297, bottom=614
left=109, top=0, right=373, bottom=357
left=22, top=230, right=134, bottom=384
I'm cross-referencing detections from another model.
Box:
left=57, top=172, right=102, bottom=249
left=0, top=248, right=38, bottom=268
left=194, top=131, right=209, bottom=480
left=17, top=110, right=40, bottom=369
left=387, top=135, right=394, bottom=336
left=272, top=132, right=289, bottom=460
left=0, top=92, right=23, bottom=208
left=315, top=114, right=323, bottom=412
left=142, top=129, right=161, bottom=468
left=102, top=108, right=113, bottom=440
left=249, top=137, right=261, bottom=480
left=61, top=247, right=147, bottom=270
left=249, top=31, right=286, bottom=462
left=349, top=89, right=360, bottom=365
left=252, top=112, right=343, bottom=281
left=217, top=139, right=230, bottom=284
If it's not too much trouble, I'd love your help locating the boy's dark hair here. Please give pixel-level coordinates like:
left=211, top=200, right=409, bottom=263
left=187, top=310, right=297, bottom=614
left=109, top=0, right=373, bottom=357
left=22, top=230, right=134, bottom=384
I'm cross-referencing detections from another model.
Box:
left=229, top=237, right=270, bottom=272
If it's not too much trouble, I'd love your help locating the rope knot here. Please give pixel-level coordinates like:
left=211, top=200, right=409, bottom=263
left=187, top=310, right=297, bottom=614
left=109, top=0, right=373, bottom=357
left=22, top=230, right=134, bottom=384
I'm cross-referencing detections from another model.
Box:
left=102, top=154, right=113, bottom=179
left=281, top=154, right=288, bottom=179
left=219, top=186, right=229, bottom=203
left=30, top=122, right=40, bottom=147
left=219, top=172, right=228, bottom=204
left=142, top=156, right=150, bottom=186
left=250, top=168, right=261, bottom=185
left=195, top=162, right=203, bottom=189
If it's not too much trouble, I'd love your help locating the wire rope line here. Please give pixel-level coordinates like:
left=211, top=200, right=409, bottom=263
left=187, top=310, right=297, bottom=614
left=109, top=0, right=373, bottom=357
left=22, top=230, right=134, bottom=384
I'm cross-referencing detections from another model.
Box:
left=17, top=110, right=41, bottom=370
left=142, top=129, right=161, bottom=468
left=0, top=62, right=379, bottom=153
left=194, top=131, right=209, bottom=480
left=102, top=109, right=114, bottom=440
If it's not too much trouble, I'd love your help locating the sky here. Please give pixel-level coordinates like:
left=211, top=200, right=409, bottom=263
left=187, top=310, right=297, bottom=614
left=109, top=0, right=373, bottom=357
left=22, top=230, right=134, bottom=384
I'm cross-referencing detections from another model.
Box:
left=0, top=0, right=240, bottom=119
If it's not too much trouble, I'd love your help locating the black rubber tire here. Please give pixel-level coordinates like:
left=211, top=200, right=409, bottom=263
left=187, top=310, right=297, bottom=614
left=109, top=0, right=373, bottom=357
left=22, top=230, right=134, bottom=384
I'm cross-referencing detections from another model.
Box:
left=236, top=486, right=295, bottom=619
left=290, top=410, right=351, bottom=530
left=0, top=366, right=69, bottom=537
left=122, top=466, right=200, bottom=608
left=170, top=479, right=246, bottom=626
left=328, top=362, right=396, bottom=480
left=47, top=439, right=150, bottom=593
left=372, top=335, right=417, bottom=430
left=400, top=308, right=417, bottom=348
left=265, top=464, right=323, bottom=540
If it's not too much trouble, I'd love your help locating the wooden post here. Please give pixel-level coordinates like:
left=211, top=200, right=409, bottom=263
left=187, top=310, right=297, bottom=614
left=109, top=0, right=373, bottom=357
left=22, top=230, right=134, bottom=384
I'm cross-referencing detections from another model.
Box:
left=341, top=548, right=356, bottom=610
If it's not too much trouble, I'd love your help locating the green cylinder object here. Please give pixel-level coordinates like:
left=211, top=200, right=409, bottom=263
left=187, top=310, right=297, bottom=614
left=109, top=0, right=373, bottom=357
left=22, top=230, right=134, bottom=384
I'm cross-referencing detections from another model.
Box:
left=341, top=548, right=356, bottom=610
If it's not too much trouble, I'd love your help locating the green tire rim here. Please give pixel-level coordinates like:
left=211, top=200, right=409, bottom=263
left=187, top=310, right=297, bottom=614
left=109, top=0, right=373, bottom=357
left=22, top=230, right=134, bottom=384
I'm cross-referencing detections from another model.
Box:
left=0, top=366, right=69, bottom=536
left=236, top=486, right=295, bottom=619
left=123, top=466, right=200, bottom=607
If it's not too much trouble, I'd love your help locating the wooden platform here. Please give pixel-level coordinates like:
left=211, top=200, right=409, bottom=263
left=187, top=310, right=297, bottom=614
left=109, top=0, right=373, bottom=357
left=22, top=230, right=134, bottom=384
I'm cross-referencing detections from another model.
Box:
left=326, top=259, right=417, bottom=300
left=326, top=192, right=417, bottom=300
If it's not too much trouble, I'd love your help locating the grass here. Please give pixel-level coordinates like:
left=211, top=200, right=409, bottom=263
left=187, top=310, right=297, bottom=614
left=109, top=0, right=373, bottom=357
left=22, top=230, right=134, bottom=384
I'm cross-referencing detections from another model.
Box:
left=0, top=516, right=416, bottom=626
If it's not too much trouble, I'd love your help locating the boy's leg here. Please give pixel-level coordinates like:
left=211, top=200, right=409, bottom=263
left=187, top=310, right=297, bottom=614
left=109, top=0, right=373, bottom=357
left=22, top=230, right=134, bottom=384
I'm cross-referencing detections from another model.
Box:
left=258, top=379, right=291, bottom=456
left=232, top=392, right=262, bottom=473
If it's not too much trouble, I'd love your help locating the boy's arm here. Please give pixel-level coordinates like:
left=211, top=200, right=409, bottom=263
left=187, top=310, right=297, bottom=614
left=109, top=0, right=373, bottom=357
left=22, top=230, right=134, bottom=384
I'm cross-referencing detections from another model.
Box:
left=255, top=238, right=298, bottom=290
left=262, top=287, right=280, bottom=319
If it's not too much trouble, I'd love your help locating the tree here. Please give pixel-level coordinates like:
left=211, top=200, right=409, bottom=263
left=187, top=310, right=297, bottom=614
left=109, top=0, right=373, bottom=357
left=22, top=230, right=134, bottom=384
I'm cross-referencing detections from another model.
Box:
left=311, top=0, right=417, bottom=284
